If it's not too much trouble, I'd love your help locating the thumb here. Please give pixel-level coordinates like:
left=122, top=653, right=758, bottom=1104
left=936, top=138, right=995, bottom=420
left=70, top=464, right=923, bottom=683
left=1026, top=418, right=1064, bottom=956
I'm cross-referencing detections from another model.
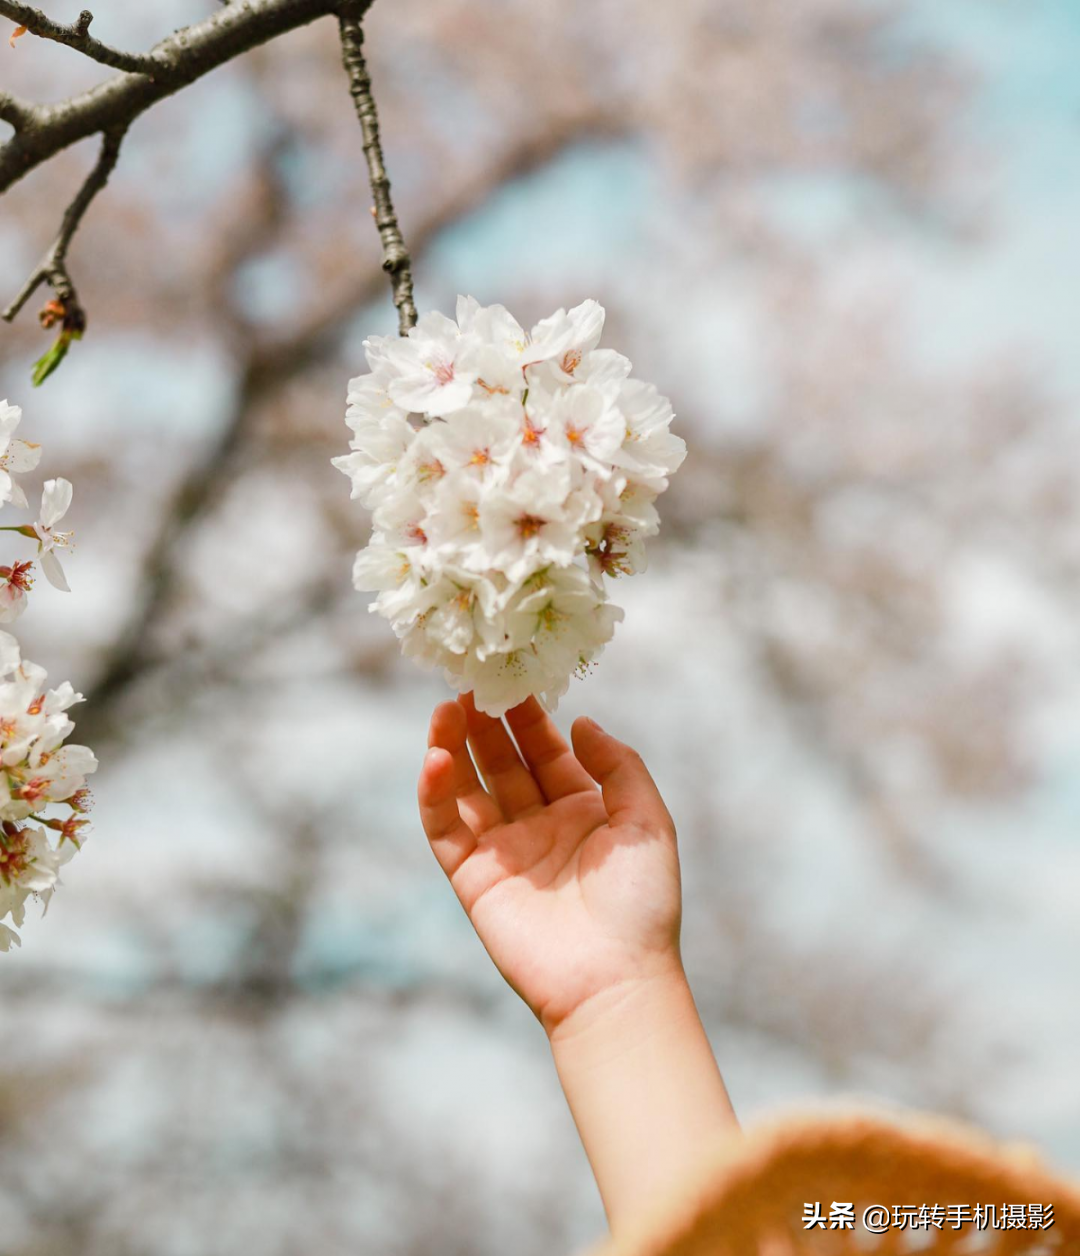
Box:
left=571, top=717, right=675, bottom=840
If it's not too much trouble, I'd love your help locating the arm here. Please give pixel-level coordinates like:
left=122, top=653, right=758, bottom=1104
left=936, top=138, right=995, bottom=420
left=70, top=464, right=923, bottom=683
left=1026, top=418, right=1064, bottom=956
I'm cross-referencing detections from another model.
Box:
left=550, top=967, right=736, bottom=1232
left=418, top=697, right=738, bottom=1233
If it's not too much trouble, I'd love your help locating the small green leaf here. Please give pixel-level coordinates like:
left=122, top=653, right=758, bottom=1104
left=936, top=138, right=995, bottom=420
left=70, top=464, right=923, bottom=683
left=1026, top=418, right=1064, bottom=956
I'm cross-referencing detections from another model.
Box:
left=31, top=331, right=76, bottom=387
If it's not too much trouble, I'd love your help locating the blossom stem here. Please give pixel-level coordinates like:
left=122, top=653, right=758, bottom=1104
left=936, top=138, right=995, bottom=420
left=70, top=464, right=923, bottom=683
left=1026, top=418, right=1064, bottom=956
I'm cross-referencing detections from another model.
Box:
left=337, top=3, right=417, bottom=336
left=2, top=124, right=126, bottom=336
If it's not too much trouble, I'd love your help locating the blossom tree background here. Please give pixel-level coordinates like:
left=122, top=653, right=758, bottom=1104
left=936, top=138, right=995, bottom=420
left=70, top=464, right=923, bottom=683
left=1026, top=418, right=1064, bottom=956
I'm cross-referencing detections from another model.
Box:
left=1, top=0, right=1079, bottom=1252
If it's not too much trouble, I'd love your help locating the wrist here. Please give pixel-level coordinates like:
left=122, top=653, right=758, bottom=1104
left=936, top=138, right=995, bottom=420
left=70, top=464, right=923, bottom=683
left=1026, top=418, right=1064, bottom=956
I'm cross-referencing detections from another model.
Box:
left=546, top=954, right=692, bottom=1055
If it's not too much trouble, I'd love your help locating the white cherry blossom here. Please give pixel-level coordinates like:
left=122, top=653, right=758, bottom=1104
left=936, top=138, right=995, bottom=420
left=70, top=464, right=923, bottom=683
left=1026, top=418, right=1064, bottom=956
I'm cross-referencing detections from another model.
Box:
left=423, top=473, right=489, bottom=569
left=455, top=640, right=555, bottom=716
left=0, top=631, right=97, bottom=949
left=611, top=378, right=688, bottom=490
left=0, top=560, right=34, bottom=622
left=334, top=296, right=685, bottom=715
left=478, top=462, right=586, bottom=583
left=0, top=404, right=97, bottom=953
left=455, top=296, right=529, bottom=382
left=0, top=823, right=76, bottom=951
left=0, top=400, right=42, bottom=510
left=33, top=477, right=75, bottom=592
left=508, top=563, right=624, bottom=680
left=352, top=544, right=427, bottom=626
left=545, top=384, right=626, bottom=473
left=378, top=311, right=478, bottom=416
left=419, top=402, right=520, bottom=479
left=331, top=412, right=415, bottom=510
left=345, top=361, right=409, bottom=427
left=525, top=299, right=605, bottom=377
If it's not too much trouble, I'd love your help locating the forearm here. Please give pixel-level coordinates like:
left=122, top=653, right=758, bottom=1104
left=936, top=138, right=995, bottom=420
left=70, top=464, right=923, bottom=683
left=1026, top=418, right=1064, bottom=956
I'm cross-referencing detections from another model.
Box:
left=549, top=964, right=738, bottom=1234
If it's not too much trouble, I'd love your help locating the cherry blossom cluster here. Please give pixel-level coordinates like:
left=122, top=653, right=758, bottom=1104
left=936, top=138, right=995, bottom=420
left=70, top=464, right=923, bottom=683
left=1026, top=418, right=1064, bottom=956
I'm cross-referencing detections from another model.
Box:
left=0, top=399, right=97, bottom=952
left=333, top=298, right=686, bottom=715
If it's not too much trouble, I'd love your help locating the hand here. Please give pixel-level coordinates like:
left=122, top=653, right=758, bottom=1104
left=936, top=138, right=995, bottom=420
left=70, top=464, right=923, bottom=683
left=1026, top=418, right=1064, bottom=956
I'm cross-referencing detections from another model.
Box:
left=418, top=694, right=736, bottom=1230
left=418, top=693, right=683, bottom=1038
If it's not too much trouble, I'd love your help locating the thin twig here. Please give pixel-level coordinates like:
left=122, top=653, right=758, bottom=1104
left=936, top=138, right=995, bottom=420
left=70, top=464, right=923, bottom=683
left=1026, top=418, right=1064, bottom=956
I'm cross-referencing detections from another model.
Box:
left=3, top=124, right=125, bottom=324
left=337, top=5, right=416, bottom=335
left=0, top=3, right=160, bottom=75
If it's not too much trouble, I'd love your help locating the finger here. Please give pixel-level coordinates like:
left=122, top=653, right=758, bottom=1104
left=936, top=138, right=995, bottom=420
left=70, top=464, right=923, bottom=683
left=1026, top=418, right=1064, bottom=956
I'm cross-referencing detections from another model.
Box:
left=505, top=696, right=595, bottom=803
left=570, top=717, right=675, bottom=840
left=460, top=691, right=544, bottom=817
left=429, top=700, right=501, bottom=833
left=418, top=747, right=477, bottom=877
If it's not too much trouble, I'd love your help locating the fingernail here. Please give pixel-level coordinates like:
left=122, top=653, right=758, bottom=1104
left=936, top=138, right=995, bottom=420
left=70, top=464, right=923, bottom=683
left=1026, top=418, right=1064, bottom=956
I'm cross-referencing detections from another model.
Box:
left=584, top=717, right=604, bottom=732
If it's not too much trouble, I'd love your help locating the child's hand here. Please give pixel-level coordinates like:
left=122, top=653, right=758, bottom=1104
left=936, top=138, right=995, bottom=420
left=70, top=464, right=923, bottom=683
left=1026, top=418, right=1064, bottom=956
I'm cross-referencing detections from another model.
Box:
left=418, top=694, right=683, bottom=1038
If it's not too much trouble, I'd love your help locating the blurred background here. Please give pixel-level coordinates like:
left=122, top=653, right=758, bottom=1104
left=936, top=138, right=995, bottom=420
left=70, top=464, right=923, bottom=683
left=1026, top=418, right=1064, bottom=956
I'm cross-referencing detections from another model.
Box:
left=2, top=0, right=1080, bottom=1251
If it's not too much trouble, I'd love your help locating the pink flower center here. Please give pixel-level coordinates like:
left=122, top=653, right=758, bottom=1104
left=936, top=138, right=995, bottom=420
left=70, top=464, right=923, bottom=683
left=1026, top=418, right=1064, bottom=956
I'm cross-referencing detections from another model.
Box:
left=589, top=523, right=633, bottom=577
left=515, top=514, right=546, bottom=540
left=68, top=788, right=93, bottom=814
left=0, top=825, right=30, bottom=885
left=521, top=420, right=543, bottom=448
left=16, top=777, right=48, bottom=803
left=432, top=362, right=455, bottom=386
left=60, top=817, right=88, bottom=846
left=0, top=560, right=33, bottom=592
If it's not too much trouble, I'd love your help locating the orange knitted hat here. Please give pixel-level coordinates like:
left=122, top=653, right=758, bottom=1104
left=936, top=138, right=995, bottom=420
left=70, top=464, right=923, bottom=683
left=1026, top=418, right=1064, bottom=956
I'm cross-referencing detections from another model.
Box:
left=585, top=1110, right=1080, bottom=1255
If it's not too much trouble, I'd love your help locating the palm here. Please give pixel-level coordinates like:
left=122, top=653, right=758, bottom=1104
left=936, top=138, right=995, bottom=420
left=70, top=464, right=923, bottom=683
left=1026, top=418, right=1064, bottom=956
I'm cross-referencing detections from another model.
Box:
left=419, top=695, right=681, bottom=1032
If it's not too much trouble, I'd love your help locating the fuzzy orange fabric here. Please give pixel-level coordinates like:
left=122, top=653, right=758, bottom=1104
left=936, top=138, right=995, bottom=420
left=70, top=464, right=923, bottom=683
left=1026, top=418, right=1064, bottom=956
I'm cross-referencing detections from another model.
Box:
left=585, top=1110, right=1080, bottom=1255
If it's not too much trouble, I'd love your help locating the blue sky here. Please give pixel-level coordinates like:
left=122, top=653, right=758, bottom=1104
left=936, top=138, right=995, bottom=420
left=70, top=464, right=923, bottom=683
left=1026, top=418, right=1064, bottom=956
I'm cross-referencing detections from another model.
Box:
left=902, top=0, right=1080, bottom=395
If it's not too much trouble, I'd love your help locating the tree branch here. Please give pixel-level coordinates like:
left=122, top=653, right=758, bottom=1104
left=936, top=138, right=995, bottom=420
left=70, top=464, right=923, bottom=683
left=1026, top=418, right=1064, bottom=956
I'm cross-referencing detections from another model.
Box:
left=3, top=123, right=125, bottom=326
left=0, top=0, right=371, bottom=197
left=337, top=6, right=416, bottom=335
left=0, top=0, right=375, bottom=381
left=0, top=88, right=37, bottom=131
left=0, top=3, right=160, bottom=75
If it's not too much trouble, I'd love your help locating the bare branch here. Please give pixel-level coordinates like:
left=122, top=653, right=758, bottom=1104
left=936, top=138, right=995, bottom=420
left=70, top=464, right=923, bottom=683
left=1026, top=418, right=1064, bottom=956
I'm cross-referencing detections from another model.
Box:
left=0, top=0, right=372, bottom=381
left=0, top=88, right=37, bottom=131
left=0, top=3, right=160, bottom=75
left=0, top=0, right=371, bottom=197
left=338, top=6, right=416, bottom=335
left=3, top=124, right=125, bottom=326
